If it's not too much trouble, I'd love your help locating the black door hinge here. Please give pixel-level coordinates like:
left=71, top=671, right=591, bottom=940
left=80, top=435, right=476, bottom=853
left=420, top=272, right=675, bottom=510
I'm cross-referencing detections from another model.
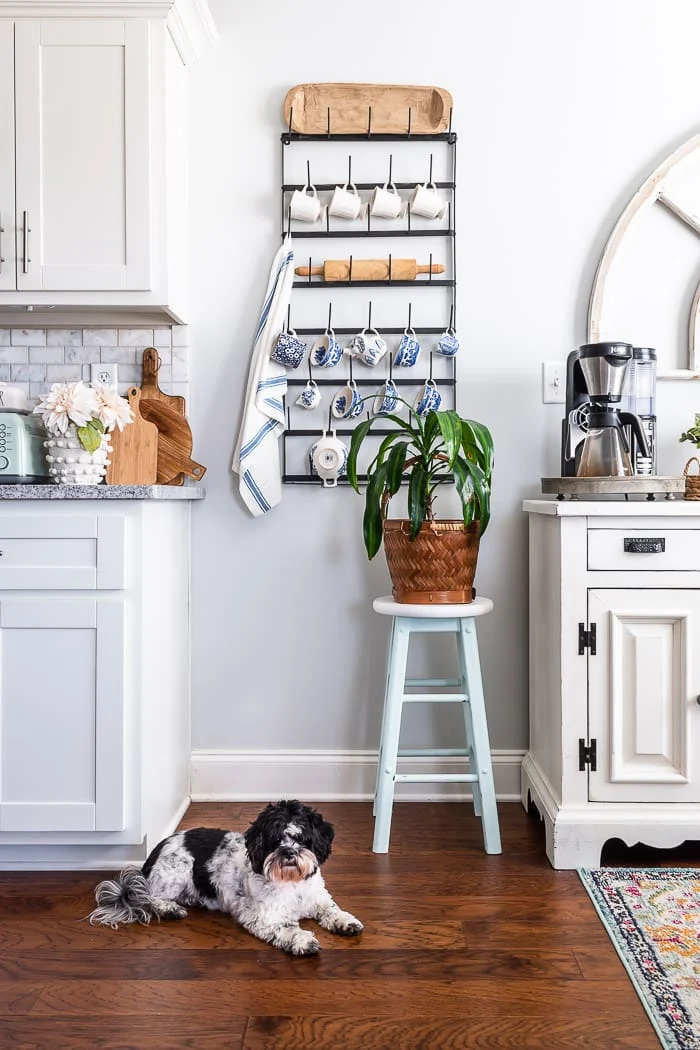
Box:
left=578, top=622, right=597, bottom=655
left=579, top=738, right=597, bottom=771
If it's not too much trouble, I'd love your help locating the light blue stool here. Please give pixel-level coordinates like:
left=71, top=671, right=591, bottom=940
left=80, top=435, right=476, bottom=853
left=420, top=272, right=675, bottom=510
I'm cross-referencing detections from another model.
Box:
left=372, top=595, right=502, bottom=855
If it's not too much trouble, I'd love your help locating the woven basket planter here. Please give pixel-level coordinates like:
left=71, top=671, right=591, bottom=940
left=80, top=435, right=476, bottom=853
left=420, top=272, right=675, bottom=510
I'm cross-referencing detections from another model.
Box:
left=383, top=518, right=481, bottom=604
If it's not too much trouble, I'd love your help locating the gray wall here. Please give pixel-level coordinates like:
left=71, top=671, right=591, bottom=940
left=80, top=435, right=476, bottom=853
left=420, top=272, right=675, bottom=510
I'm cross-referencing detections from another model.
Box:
left=187, top=0, right=700, bottom=756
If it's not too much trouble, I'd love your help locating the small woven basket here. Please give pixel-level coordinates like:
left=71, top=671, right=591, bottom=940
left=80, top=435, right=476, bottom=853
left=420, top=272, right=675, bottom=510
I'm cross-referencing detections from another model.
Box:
left=383, top=518, right=481, bottom=604
left=684, top=457, right=700, bottom=500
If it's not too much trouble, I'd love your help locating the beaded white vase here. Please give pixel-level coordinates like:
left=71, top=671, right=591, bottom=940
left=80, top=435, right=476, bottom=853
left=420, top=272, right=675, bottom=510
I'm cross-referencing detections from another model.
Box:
left=44, top=422, right=112, bottom=485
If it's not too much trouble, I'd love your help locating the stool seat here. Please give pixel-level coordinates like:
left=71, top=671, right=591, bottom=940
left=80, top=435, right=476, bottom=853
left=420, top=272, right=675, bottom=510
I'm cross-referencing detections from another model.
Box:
left=373, top=595, right=494, bottom=619
left=372, top=595, right=502, bottom=856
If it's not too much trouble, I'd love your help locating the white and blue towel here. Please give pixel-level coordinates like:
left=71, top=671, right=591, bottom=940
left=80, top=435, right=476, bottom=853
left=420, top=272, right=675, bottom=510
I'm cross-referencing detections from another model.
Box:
left=232, top=237, right=295, bottom=516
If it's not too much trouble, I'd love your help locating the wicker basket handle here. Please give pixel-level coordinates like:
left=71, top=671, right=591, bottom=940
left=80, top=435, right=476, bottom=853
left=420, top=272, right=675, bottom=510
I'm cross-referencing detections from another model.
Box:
left=685, top=456, right=700, bottom=477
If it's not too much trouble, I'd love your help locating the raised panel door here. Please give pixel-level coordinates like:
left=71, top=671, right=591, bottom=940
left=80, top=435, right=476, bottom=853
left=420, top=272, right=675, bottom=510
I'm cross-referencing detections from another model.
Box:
left=13, top=19, right=151, bottom=292
left=0, top=596, right=126, bottom=831
left=588, top=588, right=700, bottom=803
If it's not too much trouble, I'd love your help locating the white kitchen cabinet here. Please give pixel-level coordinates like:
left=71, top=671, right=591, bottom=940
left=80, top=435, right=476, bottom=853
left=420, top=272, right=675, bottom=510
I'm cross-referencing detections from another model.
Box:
left=522, top=500, right=700, bottom=869
left=0, top=494, right=199, bottom=869
left=0, top=0, right=216, bottom=323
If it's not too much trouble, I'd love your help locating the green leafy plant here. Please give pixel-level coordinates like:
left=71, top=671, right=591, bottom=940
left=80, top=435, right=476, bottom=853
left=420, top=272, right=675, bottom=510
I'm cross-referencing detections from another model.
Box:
left=347, top=397, right=494, bottom=560
left=680, top=415, right=700, bottom=448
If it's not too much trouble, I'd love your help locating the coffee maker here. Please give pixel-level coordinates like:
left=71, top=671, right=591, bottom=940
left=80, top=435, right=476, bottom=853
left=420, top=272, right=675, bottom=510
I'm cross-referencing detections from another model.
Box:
left=561, top=342, right=650, bottom=477
left=621, top=346, right=657, bottom=474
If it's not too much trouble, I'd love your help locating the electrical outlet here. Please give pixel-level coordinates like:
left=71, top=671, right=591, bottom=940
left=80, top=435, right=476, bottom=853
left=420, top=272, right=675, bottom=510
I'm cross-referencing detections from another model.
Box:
left=542, top=361, right=565, bottom=404
left=91, top=363, right=119, bottom=389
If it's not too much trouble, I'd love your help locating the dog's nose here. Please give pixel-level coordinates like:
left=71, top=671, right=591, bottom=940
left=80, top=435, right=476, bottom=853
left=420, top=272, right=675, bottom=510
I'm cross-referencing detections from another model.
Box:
left=280, top=846, right=297, bottom=860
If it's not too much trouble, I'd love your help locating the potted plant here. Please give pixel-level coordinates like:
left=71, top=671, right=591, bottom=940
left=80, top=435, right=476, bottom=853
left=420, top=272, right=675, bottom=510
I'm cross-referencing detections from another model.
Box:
left=34, top=381, right=133, bottom=485
left=347, top=398, right=494, bottom=604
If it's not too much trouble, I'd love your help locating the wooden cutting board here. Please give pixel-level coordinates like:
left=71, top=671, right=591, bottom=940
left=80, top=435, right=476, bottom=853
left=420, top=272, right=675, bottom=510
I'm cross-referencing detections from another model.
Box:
left=283, top=84, right=453, bottom=135
left=139, top=398, right=206, bottom=485
left=141, top=347, right=186, bottom=415
left=105, top=387, right=158, bottom=485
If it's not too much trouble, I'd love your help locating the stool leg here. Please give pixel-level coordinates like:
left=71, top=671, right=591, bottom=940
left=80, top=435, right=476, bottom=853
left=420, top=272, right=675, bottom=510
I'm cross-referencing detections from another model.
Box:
left=373, top=617, right=397, bottom=816
left=458, top=618, right=502, bottom=855
left=373, top=619, right=410, bottom=853
left=456, top=630, right=483, bottom=818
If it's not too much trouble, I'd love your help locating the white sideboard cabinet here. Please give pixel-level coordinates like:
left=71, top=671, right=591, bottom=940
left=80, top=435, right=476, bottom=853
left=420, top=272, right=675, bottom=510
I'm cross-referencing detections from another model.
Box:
left=0, top=0, right=216, bottom=324
left=523, top=499, right=700, bottom=869
left=0, top=493, right=198, bottom=869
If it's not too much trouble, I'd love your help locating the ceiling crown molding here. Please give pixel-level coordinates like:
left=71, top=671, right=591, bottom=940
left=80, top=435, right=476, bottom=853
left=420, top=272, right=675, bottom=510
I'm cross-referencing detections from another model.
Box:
left=0, top=0, right=218, bottom=65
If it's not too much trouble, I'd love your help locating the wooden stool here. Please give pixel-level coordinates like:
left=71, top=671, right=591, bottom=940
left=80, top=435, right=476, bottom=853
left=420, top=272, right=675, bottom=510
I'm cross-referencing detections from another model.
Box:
left=372, top=595, right=502, bottom=855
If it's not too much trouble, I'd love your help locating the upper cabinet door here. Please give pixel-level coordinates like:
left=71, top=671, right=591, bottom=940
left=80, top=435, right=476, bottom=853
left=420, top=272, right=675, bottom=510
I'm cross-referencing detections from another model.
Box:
left=0, top=24, right=15, bottom=292
left=14, top=20, right=151, bottom=292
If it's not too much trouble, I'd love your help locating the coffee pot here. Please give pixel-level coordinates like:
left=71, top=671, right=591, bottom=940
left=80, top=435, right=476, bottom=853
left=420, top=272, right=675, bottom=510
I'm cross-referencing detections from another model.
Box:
left=577, top=406, right=650, bottom=477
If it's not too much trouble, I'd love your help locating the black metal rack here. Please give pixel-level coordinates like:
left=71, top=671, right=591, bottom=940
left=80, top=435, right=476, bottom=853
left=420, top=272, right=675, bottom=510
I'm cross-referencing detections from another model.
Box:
left=280, top=121, right=458, bottom=486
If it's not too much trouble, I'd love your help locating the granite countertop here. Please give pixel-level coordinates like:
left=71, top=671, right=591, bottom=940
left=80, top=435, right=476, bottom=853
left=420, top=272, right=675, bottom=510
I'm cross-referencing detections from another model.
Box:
left=0, top=484, right=205, bottom=500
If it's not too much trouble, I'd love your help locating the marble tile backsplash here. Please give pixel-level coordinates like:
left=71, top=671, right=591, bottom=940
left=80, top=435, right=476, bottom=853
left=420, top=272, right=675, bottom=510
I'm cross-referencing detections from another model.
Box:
left=0, top=325, right=189, bottom=405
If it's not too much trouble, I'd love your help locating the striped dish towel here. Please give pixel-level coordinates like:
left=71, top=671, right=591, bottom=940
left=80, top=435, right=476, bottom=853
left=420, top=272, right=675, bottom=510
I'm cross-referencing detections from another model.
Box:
left=232, top=237, right=295, bottom=516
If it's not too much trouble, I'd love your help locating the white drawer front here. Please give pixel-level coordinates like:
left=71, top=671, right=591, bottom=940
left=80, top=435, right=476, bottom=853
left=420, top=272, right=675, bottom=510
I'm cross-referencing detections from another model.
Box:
left=588, top=529, right=700, bottom=571
left=0, top=515, right=125, bottom=589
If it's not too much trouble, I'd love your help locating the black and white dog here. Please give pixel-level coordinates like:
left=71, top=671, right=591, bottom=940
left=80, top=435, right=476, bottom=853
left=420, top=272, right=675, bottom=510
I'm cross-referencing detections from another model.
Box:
left=88, top=800, right=363, bottom=956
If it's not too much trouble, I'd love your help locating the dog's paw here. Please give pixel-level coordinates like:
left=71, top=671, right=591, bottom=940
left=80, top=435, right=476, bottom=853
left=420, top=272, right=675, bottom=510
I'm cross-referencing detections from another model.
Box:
left=332, top=912, right=364, bottom=937
left=288, top=930, right=321, bottom=956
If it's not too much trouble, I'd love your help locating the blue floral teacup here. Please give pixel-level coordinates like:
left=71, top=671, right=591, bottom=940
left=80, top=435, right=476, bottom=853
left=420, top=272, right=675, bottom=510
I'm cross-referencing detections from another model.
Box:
left=309, top=430, right=349, bottom=487
left=414, top=379, right=442, bottom=417
left=295, top=380, right=321, bottom=410
left=436, top=328, right=460, bottom=357
left=347, top=327, right=387, bottom=367
left=332, top=380, right=363, bottom=420
left=270, top=328, right=308, bottom=369
left=394, top=327, right=421, bottom=367
left=373, top=379, right=399, bottom=415
left=310, top=329, right=343, bottom=368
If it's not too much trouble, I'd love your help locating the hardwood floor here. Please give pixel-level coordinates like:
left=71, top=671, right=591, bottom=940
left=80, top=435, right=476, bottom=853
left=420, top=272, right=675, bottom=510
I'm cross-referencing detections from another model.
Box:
left=0, top=801, right=668, bottom=1049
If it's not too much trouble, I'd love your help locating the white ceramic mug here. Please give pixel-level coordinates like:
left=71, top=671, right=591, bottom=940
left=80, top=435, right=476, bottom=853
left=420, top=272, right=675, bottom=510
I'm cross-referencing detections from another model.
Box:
left=410, top=181, right=447, bottom=220
left=328, top=183, right=367, bottom=221
left=309, top=430, right=349, bottom=487
left=370, top=182, right=407, bottom=220
left=289, top=184, right=326, bottom=223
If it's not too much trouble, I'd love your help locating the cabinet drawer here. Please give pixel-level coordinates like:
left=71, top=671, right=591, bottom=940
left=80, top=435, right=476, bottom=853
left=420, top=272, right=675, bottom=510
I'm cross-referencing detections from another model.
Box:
left=0, top=515, right=125, bottom=589
left=588, top=529, right=700, bottom=571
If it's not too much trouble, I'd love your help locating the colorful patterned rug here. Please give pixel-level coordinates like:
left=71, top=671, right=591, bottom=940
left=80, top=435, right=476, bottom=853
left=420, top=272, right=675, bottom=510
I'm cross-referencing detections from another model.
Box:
left=579, top=868, right=700, bottom=1050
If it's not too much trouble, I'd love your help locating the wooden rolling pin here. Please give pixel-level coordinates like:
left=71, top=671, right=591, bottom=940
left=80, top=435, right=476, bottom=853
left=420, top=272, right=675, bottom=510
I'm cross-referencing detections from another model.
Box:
left=294, top=259, right=445, bottom=282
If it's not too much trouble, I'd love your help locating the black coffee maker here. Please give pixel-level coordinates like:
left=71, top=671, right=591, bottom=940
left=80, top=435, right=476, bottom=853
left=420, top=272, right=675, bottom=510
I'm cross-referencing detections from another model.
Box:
left=561, top=342, right=650, bottom=477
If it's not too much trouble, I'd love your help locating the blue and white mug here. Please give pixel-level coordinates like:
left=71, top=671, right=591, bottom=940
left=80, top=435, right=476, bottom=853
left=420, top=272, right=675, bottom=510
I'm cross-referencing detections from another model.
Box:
left=270, top=328, right=308, bottom=369
left=373, top=379, right=399, bottom=415
left=295, top=380, right=321, bottom=410
left=309, top=430, right=349, bottom=487
left=347, top=327, right=387, bottom=367
left=332, top=380, right=363, bottom=420
left=414, top=379, right=442, bottom=417
left=394, top=327, right=421, bottom=367
left=436, top=328, right=459, bottom=357
left=310, top=330, right=343, bottom=368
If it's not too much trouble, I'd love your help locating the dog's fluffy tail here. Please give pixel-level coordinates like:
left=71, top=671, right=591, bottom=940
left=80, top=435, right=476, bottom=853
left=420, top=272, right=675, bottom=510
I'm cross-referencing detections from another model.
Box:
left=87, top=868, right=155, bottom=929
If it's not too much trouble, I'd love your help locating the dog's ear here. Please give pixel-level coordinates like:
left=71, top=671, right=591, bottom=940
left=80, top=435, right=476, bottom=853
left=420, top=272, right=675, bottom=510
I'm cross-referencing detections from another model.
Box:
left=244, top=807, right=274, bottom=874
left=307, top=808, right=334, bottom=866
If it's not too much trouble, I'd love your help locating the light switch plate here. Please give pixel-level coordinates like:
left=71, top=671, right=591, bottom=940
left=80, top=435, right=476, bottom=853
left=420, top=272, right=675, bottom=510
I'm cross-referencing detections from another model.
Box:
left=542, top=361, right=565, bottom=403
left=91, top=363, right=118, bottom=389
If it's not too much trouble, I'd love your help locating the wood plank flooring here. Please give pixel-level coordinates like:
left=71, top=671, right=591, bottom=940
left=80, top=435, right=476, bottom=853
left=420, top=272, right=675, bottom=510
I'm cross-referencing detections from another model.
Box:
left=0, top=801, right=674, bottom=1049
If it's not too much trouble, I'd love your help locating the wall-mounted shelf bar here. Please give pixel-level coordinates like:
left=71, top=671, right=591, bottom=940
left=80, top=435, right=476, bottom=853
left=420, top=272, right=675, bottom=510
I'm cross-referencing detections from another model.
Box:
left=293, top=327, right=453, bottom=336
left=287, top=229, right=455, bottom=239
left=285, top=377, right=456, bottom=388
left=282, top=182, right=455, bottom=192
left=282, top=133, right=457, bottom=144
left=281, top=473, right=456, bottom=485
left=293, top=279, right=455, bottom=289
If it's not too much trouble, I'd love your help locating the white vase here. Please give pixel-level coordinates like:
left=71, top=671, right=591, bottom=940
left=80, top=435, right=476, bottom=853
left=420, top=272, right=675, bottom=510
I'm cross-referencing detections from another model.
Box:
left=44, top=422, right=112, bottom=485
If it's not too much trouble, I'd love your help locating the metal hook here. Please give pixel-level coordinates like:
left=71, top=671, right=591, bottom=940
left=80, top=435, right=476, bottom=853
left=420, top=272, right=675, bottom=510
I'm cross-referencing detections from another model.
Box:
left=429, top=352, right=434, bottom=381
left=349, top=356, right=354, bottom=382
left=388, top=154, right=393, bottom=185
left=389, top=353, right=393, bottom=380
left=429, top=251, right=433, bottom=283
left=348, top=155, right=352, bottom=186
left=447, top=200, right=452, bottom=231
left=306, top=160, right=311, bottom=189
left=367, top=300, right=372, bottom=329
left=367, top=106, right=372, bottom=138
left=327, top=107, right=331, bottom=138
left=407, top=107, right=412, bottom=136
left=428, top=153, right=433, bottom=184
left=327, top=405, right=332, bottom=432
left=407, top=302, right=412, bottom=329
left=308, top=255, right=312, bottom=286
left=286, top=304, right=291, bottom=332
left=286, top=206, right=291, bottom=239
left=308, top=354, right=313, bottom=382
left=327, top=302, right=333, bottom=331
left=288, top=107, right=293, bottom=137
left=348, top=255, right=353, bottom=283
left=448, top=303, right=454, bottom=331
left=388, top=254, right=393, bottom=284
left=448, top=106, right=453, bottom=135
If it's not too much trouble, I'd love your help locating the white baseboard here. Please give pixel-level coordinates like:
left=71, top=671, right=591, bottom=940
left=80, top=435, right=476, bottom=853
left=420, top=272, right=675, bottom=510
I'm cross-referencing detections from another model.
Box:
left=190, top=749, right=525, bottom=802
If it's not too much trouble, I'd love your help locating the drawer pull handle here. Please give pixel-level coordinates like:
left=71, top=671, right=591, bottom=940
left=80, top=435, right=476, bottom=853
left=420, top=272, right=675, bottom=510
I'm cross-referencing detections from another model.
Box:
left=624, top=537, right=665, bottom=554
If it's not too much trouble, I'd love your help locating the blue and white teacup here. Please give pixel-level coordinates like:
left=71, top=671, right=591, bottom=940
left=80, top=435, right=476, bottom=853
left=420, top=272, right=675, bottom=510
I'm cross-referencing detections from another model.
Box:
left=270, top=328, right=308, bottom=369
left=310, top=330, right=343, bottom=368
left=372, top=379, right=399, bottom=415
left=308, top=430, right=349, bottom=488
left=295, top=380, right=321, bottom=410
left=436, top=328, right=460, bottom=357
left=394, top=327, right=421, bottom=367
left=414, top=379, right=442, bottom=417
left=347, top=327, right=387, bottom=367
left=332, top=380, right=363, bottom=420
